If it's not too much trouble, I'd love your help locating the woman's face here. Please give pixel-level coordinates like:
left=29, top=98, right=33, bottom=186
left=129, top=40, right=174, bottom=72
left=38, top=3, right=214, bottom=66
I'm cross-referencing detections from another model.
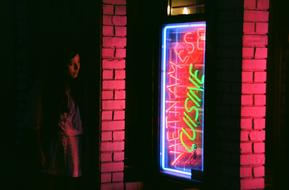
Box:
left=68, top=54, right=80, bottom=79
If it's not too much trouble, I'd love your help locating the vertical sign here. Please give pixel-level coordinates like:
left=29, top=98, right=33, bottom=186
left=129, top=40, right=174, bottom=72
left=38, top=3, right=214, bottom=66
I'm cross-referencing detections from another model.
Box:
left=160, top=22, right=206, bottom=179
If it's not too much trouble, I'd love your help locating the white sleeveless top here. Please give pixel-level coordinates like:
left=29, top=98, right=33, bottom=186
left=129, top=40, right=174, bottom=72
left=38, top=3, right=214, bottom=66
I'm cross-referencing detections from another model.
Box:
left=44, top=91, right=83, bottom=177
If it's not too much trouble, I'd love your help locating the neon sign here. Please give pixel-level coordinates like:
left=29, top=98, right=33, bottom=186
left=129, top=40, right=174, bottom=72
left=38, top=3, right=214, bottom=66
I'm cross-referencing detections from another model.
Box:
left=160, top=22, right=206, bottom=179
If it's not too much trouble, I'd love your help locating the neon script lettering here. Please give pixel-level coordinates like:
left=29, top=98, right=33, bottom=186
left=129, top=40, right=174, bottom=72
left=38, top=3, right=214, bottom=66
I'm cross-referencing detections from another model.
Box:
left=180, top=64, right=204, bottom=152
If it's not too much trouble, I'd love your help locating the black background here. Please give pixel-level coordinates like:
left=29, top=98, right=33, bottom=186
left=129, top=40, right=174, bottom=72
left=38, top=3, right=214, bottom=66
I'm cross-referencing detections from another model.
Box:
left=1, top=0, right=101, bottom=189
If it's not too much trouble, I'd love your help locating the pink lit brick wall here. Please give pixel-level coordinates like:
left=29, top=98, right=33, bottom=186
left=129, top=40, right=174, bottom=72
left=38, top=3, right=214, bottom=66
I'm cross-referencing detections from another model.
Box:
left=241, top=0, right=269, bottom=189
left=101, top=0, right=127, bottom=189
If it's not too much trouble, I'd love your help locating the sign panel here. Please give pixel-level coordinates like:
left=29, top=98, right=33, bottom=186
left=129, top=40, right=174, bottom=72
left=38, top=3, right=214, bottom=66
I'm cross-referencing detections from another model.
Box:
left=160, top=22, right=206, bottom=179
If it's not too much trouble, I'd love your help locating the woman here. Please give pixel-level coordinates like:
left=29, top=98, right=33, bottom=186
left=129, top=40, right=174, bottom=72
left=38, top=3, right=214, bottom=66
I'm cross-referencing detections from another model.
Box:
left=36, top=46, right=83, bottom=190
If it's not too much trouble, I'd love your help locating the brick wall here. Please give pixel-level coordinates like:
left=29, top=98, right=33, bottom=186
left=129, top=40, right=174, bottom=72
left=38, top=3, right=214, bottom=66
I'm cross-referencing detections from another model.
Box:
left=101, top=0, right=127, bottom=189
left=240, top=0, right=269, bottom=189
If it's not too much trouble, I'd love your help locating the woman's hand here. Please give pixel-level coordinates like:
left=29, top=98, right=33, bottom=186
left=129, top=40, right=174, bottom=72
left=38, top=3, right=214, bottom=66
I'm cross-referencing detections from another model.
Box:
left=59, top=113, right=79, bottom=136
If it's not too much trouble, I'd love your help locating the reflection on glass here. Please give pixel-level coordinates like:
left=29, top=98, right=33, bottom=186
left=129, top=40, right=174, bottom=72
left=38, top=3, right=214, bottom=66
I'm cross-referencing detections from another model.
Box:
left=167, top=0, right=205, bottom=16
left=160, top=22, right=206, bottom=180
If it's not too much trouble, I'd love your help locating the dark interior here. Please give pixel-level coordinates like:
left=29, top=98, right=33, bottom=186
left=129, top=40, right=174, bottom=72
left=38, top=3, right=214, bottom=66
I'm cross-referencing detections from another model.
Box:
left=5, top=0, right=101, bottom=188
left=267, top=0, right=289, bottom=189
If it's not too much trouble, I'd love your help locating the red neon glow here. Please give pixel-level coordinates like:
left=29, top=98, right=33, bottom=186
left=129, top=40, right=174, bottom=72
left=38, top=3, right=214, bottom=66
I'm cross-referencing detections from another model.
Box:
left=240, top=0, right=268, bottom=188
left=161, top=23, right=206, bottom=177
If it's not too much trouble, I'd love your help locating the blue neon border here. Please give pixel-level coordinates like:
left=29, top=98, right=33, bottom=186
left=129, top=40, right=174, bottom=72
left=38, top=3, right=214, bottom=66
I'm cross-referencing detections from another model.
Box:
left=160, top=21, right=206, bottom=180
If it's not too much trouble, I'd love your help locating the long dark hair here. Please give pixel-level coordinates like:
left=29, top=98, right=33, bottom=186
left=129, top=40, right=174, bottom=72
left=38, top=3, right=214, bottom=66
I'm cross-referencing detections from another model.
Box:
left=41, top=40, right=82, bottom=136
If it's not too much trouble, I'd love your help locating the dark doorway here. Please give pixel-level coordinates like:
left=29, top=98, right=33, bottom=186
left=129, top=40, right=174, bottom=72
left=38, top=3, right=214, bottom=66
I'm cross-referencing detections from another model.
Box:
left=13, top=0, right=101, bottom=189
left=267, top=0, right=289, bottom=189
